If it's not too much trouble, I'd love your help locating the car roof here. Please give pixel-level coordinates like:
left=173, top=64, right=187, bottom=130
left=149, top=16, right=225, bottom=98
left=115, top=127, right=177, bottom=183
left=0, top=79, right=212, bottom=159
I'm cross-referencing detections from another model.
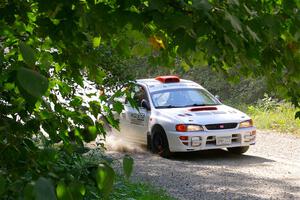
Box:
left=137, top=78, right=205, bottom=92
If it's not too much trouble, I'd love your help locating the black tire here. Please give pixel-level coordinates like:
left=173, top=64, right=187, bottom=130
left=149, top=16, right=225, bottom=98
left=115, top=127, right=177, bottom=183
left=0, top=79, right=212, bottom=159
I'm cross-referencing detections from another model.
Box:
left=227, top=146, right=249, bottom=154
left=151, top=127, right=172, bottom=158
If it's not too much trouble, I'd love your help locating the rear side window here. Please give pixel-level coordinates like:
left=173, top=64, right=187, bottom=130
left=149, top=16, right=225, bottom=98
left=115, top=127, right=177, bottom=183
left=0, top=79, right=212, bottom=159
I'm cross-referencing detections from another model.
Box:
left=132, top=85, right=148, bottom=107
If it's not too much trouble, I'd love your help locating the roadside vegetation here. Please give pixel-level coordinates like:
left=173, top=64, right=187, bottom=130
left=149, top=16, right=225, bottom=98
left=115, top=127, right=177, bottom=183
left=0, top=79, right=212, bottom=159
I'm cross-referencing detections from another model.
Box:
left=234, top=98, right=300, bottom=136
left=112, top=180, right=174, bottom=200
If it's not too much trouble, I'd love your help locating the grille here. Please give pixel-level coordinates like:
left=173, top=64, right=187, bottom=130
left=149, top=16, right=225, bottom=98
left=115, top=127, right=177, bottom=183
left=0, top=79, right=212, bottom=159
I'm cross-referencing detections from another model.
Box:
left=205, top=123, right=238, bottom=130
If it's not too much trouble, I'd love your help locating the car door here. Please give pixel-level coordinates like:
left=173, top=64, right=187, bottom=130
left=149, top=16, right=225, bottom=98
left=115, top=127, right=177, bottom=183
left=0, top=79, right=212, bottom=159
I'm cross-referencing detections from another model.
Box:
left=120, top=85, right=150, bottom=144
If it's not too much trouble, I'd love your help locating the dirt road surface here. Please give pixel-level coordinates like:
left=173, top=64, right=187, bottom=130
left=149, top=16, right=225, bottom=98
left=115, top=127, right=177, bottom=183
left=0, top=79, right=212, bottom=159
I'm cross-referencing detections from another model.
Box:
left=108, top=131, right=300, bottom=200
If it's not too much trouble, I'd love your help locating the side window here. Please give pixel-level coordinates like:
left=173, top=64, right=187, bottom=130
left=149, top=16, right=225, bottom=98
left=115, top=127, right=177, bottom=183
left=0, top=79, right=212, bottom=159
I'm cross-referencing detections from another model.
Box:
left=133, top=85, right=147, bottom=107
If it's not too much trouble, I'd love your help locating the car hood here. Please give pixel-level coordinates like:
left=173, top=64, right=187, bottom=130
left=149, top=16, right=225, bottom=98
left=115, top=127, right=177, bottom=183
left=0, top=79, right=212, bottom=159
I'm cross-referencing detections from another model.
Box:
left=155, top=104, right=250, bottom=125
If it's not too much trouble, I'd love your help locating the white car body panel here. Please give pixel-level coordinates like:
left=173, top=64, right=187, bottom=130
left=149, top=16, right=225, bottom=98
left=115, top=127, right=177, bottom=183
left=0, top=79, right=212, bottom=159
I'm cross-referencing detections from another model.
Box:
left=116, top=77, right=256, bottom=152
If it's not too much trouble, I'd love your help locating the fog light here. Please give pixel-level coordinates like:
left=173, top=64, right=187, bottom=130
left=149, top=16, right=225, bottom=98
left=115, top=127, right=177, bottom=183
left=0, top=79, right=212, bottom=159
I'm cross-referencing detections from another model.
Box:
left=191, top=137, right=201, bottom=147
left=179, top=136, right=189, bottom=140
left=182, top=142, right=189, bottom=146
left=244, top=132, right=255, bottom=142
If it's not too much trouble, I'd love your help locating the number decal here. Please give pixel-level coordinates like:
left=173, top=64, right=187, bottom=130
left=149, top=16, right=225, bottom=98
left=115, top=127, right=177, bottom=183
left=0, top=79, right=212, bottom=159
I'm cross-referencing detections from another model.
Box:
left=130, top=113, right=145, bottom=125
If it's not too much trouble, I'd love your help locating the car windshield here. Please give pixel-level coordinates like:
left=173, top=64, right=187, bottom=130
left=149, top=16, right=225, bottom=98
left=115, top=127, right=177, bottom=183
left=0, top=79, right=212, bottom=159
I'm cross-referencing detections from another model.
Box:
left=151, top=88, right=221, bottom=109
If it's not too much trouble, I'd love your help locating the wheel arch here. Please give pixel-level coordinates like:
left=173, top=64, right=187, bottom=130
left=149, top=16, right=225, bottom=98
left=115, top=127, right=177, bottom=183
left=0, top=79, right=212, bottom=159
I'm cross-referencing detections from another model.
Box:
left=151, top=124, right=165, bottom=133
left=150, top=124, right=169, bottom=146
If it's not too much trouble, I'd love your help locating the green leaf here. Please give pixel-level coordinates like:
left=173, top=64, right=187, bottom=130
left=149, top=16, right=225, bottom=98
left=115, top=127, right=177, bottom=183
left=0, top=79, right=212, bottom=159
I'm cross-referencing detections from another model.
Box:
left=34, top=177, right=56, bottom=200
left=89, top=100, right=101, bottom=117
left=88, top=68, right=106, bottom=85
left=295, top=111, right=300, bottom=119
left=246, top=26, right=261, bottom=42
left=58, top=81, right=71, bottom=97
left=225, top=12, right=242, bottom=32
left=113, top=101, right=124, bottom=114
left=54, top=63, right=64, bottom=73
left=123, top=155, right=134, bottom=179
left=192, top=0, right=211, bottom=11
left=0, top=175, right=6, bottom=196
left=4, top=82, right=15, bottom=90
left=69, top=181, right=86, bottom=197
left=165, top=13, right=193, bottom=31
left=148, top=0, right=167, bottom=11
left=56, top=182, right=70, bottom=200
left=103, top=114, right=119, bottom=130
left=24, top=182, right=35, bottom=200
left=56, top=181, right=85, bottom=200
left=116, top=39, right=131, bottom=57
left=70, top=96, right=83, bottom=107
left=81, top=126, right=98, bottom=142
left=95, top=163, right=115, bottom=198
left=88, top=126, right=97, bottom=135
left=17, top=68, right=49, bottom=98
left=19, top=41, right=36, bottom=67
left=93, top=36, right=101, bottom=48
left=39, top=52, right=53, bottom=70
left=181, top=60, right=190, bottom=72
left=40, top=110, right=53, bottom=120
left=229, top=0, right=239, bottom=6
left=131, top=42, right=151, bottom=56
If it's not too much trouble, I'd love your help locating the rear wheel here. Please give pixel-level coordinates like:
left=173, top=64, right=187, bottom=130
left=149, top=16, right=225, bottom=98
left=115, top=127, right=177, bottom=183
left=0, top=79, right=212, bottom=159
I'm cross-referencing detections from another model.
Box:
left=227, top=146, right=249, bottom=154
left=151, top=127, right=171, bottom=158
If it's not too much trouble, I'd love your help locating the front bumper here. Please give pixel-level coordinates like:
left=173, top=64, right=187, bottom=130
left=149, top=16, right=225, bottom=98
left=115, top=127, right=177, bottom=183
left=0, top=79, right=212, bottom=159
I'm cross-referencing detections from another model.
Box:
left=166, top=127, right=256, bottom=152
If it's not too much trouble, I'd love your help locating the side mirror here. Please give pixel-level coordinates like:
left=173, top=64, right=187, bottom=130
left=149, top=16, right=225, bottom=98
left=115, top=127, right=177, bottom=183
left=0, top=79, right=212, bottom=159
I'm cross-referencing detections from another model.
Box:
left=215, top=95, right=221, bottom=102
left=141, top=99, right=151, bottom=111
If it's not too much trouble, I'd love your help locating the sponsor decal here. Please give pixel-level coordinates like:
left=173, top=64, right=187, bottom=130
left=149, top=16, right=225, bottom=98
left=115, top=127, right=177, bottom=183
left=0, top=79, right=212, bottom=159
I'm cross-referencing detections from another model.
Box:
left=130, top=113, right=145, bottom=125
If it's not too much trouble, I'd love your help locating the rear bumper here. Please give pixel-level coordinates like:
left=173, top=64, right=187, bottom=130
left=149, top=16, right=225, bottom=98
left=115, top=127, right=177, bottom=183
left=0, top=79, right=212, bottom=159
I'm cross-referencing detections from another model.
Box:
left=166, top=127, right=256, bottom=152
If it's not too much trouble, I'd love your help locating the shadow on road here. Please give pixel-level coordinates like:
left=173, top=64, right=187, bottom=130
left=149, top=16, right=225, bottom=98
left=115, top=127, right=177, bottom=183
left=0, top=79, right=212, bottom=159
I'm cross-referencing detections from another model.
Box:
left=171, top=149, right=275, bottom=165
left=125, top=149, right=299, bottom=200
left=108, top=132, right=300, bottom=200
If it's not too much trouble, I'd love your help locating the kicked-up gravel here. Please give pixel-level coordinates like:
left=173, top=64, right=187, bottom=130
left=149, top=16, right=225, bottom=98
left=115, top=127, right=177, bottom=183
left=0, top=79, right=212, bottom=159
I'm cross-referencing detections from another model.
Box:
left=107, top=130, right=300, bottom=200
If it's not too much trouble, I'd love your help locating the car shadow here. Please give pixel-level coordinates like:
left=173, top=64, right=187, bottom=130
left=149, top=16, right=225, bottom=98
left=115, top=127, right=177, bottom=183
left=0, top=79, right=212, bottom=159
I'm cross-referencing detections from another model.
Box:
left=106, top=142, right=275, bottom=166
left=168, top=149, right=276, bottom=166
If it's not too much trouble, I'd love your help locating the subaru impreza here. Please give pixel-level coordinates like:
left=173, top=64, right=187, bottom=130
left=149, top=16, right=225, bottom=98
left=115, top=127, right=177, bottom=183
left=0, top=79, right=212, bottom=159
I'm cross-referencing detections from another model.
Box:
left=117, top=76, right=256, bottom=157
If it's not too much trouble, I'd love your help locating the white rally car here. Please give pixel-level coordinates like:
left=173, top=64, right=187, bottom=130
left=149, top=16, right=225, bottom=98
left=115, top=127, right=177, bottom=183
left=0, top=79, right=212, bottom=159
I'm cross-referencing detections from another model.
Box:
left=118, top=76, right=256, bottom=157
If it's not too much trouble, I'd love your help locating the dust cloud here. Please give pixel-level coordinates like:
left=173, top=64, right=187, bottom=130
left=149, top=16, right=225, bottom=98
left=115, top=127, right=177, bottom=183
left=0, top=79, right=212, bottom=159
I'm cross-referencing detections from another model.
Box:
left=104, top=134, right=146, bottom=153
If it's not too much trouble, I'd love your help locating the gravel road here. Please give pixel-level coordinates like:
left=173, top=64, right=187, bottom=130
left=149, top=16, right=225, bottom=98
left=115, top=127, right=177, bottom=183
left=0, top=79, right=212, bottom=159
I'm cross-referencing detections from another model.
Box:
left=108, top=130, right=300, bottom=200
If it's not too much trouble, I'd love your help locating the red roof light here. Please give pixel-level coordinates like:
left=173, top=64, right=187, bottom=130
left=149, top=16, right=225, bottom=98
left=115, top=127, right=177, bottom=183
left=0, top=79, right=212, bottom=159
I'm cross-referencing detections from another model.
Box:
left=155, top=75, right=180, bottom=83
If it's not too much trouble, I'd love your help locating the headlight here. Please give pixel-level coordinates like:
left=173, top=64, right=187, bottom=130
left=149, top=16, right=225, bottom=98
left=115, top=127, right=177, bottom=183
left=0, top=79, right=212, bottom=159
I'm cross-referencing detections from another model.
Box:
left=239, top=119, right=253, bottom=128
left=176, top=124, right=204, bottom=132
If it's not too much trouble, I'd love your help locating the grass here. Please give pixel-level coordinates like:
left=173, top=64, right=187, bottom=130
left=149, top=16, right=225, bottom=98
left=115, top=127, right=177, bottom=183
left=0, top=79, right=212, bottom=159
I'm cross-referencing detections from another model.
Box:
left=82, top=149, right=175, bottom=200
left=232, top=102, right=300, bottom=136
left=111, top=177, right=175, bottom=200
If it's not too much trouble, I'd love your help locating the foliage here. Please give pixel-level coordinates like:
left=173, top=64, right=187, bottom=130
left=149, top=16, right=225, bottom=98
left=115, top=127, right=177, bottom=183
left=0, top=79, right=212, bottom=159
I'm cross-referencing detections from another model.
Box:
left=0, top=144, right=131, bottom=199
left=123, top=155, right=134, bottom=180
left=256, top=94, right=281, bottom=111
left=111, top=179, right=175, bottom=200
left=1, top=0, right=300, bottom=198
left=233, top=100, right=300, bottom=135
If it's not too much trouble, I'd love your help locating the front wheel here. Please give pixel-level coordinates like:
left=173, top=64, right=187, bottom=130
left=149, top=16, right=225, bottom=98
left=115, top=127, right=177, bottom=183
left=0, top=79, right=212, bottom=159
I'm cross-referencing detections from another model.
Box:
left=227, top=146, right=249, bottom=154
left=152, top=129, right=171, bottom=158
